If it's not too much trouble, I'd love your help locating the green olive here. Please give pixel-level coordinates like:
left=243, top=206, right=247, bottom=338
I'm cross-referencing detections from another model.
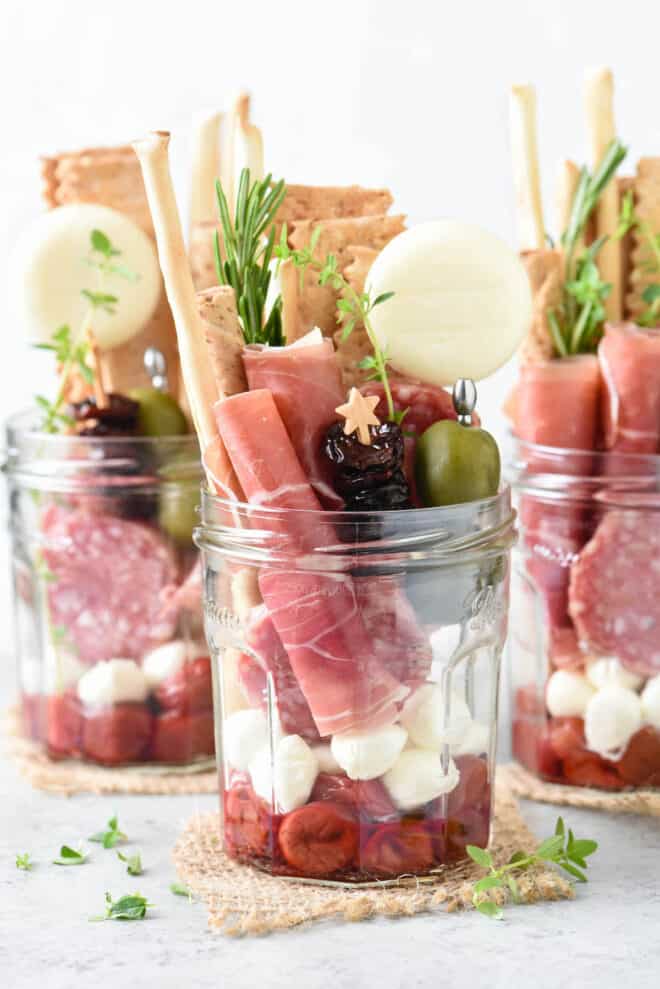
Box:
left=415, top=420, right=501, bottom=507
left=129, top=387, right=188, bottom=437
left=158, top=485, right=199, bottom=545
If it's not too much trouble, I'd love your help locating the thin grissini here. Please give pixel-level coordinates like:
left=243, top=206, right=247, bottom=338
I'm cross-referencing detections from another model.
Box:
left=510, top=84, right=546, bottom=251
left=584, top=67, right=621, bottom=321
left=189, top=110, right=223, bottom=234
left=556, top=160, right=583, bottom=264
left=278, top=258, right=303, bottom=344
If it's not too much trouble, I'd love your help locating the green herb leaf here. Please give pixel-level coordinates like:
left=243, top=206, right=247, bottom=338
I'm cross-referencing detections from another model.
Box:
left=117, top=851, right=143, bottom=876
left=372, top=291, right=395, bottom=307
left=92, top=891, right=152, bottom=922
left=473, top=875, right=503, bottom=894
left=53, top=845, right=88, bottom=866
left=466, top=845, right=493, bottom=869
left=89, top=816, right=127, bottom=849
left=170, top=882, right=192, bottom=899
left=91, top=229, right=113, bottom=256
left=536, top=835, right=565, bottom=860
left=15, top=853, right=33, bottom=871
left=80, top=289, right=119, bottom=313
left=475, top=900, right=503, bottom=920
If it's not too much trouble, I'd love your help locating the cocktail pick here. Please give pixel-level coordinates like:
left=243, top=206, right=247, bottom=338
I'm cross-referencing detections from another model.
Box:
left=144, top=346, right=169, bottom=393
left=453, top=378, right=477, bottom=426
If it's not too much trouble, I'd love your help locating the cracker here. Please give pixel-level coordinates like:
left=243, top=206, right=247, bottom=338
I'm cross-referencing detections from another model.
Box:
left=519, top=249, right=563, bottom=363
left=626, top=158, right=660, bottom=322
left=197, top=285, right=247, bottom=398
left=333, top=246, right=378, bottom=387
left=277, top=185, right=393, bottom=225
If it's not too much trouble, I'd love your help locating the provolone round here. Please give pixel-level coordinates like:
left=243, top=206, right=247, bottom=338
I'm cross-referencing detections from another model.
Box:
left=366, top=221, right=532, bottom=386
left=11, top=204, right=161, bottom=351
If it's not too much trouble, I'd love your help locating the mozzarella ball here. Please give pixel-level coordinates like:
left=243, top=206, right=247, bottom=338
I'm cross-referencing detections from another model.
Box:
left=249, top=734, right=318, bottom=814
left=546, top=670, right=595, bottom=718
left=452, top=719, right=490, bottom=757
left=142, top=640, right=188, bottom=689
left=312, top=742, right=342, bottom=774
left=584, top=685, right=643, bottom=757
left=586, top=657, right=644, bottom=693
left=224, top=708, right=270, bottom=771
left=77, top=659, right=148, bottom=706
left=331, top=724, right=407, bottom=781
left=641, top=676, right=660, bottom=731
left=400, top=683, right=472, bottom=749
left=367, top=221, right=532, bottom=386
left=383, top=750, right=460, bottom=811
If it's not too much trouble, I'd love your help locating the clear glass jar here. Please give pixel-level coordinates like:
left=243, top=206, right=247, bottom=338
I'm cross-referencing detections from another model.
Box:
left=508, top=436, right=660, bottom=790
left=6, top=409, right=214, bottom=768
left=196, top=488, right=515, bottom=885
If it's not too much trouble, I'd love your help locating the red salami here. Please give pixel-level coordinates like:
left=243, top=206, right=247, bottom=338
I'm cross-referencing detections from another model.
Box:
left=42, top=504, right=179, bottom=664
left=569, top=509, right=660, bottom=676
left=362, top=376, right=457, bottom=437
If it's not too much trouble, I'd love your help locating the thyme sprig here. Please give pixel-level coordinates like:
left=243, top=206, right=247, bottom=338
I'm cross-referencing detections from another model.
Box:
left=214, top=169, right=286, bottom=345
left=275, top=226, right=400, bottom=422
left=468, top=816, right=598, bottom=920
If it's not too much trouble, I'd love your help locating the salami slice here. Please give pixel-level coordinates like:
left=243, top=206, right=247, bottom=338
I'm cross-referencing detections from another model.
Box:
left=569, top=509, right=660, bottom=676
left=42, top=503, right=179, bottom=664
left=362, top=376, right=457, bottom=438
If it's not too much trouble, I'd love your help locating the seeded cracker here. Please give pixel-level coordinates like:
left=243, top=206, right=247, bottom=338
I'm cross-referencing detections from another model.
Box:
left=518, top=249, right=563, bottom=363
left=197, top=285, right=247, bottom=397
left=626, top=158, right=660, bottom=321
left=333, top=246, right=379, bottom=386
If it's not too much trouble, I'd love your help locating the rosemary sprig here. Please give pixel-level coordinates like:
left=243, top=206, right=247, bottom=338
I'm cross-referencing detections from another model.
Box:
left=214, top=169, right=286, bottom=345
left=468, top=816, right=598, bottom=920
left=275, top=227, right=400, bottom=422
left=615, top=189, right=660, bottom=327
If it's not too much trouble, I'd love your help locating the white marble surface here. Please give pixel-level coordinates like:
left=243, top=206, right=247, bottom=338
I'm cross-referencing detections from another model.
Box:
left=1, top=651, right=660, bottom=989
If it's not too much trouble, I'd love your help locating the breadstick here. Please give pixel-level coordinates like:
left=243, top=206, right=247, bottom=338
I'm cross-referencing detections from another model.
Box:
left=509, top=84, right=546, bottom=250
left=189, top=110, right=222, bottom=235
left=279, top=258, right=303, bottom=343
left=197, top=285, right=247, bottom=397
left=584, top=67, right=621, bottom=320
left=132, top=131, right=221, bottom=458
left=555, top=159, right=583, bottom=254
left=233, top=91, right=264, bottom=185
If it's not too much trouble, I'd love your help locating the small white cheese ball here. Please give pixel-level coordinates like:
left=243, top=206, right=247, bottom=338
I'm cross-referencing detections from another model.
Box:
left=546, top=670, right=595, bottom=718
left=249, top=734, right=319, bottom=814
left=383, top=750, right=460, bottom=811
left=400, top=683, right=472, bottom=749
left=142, top=640, right=188, bottom=689
left=330, top=724, right=407, bottom=781
left=641, top=676, right=660, bottom=731
left=77, top=659, right=148, bottom=706
left=312, top=742, right=342, bottom=774
left=586, top=657, right=644, bottom=693
left=224, top=708, right=270, bottom=771
left=584, top=685, right=643, bottom=757
left=452, top=719, right=490, bottom=757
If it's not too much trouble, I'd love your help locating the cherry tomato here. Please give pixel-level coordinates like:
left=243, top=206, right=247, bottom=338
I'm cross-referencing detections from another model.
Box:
left=616, top=727, right=660, bottom=787
left=154, top=656, right=213, bottom=715
left=81, top=703, right=152, bottom=765
left=549, top=717, right=585, bottom=759
left=224, top=782, right=273, bottom=858
left=445, top=808, right=490, bottom=864
left=361, top=820, right=434, bottom=877
left=310, top=773, right=396, bottom=822
left=46, top=691, right=82, bottom=757
left=150, top=710, right=215, bottom=763
left=561, top=749, right=623, bottom=790
left=278, top=802, right=358, bottom=877
left=447, top=756, right=490, bottom=817
left=512, top=718, right=561, bottom=779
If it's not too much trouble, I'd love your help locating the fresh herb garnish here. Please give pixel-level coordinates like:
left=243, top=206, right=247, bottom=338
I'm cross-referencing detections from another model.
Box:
left=548, top=138, right=628, bottom=355
left=615, top=189, right=660, bottom=327
left=117, top=851, right=143, bottom=876
left=91, top=891, right=152, bottom=922
left=170, top=881, right=193, bottom=899
left=467, top=816, right=598, bottom=920
left=275, top=230, right=401, bottom=422
left=89, top=816, right=127, bottom=849
left=53, top=845, right=88, bottom=866
left=214, top=168, right=286, bottom=345
left=15, top=853, right=33, bottom=871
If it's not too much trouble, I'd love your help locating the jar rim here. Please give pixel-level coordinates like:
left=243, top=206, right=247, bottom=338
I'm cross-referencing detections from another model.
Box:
left=5, top=407, right=200, bottom=451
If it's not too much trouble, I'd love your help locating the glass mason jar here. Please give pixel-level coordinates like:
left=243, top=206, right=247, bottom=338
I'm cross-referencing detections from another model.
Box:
left=508, top=437, right=660, bottom=791
left=6, top=409, right=214, bottom=768
left=196, top=488, right=515, bottom=885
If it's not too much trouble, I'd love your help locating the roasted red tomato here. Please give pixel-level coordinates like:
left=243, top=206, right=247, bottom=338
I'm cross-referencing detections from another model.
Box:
left=46, top=691, right=82, bottom=757
left=361, top=820, right=434, bottom=877
left=447, top=756, right=490, bottom=817
left=549, top=717, right=585, bottom=759
left=278, top=802, right=358, bottom=876
left=81, top=703, right=152, bottom=765
left=154, top=656, right=213, bottom=715
left=21, top=694, right=43, bottom=742
left=514, top=684, right=546, bottom=717
left=150, top=710, right=214, bottom=763
left=561, top=749, right=623, bottom=790
left=512, top=718, right=561, bottom=779
left=616, top=727, right=660, bottom=787
left=224, top=782, right=273, bottom=858
left=445, top=808, right=490, bottom=864
left=310, top=773, right=396, bottom=821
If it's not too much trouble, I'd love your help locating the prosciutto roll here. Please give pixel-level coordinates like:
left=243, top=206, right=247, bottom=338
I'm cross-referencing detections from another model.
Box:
left=599, top=323, right=660, bottom=453
left=242, top=335, right=346, bottom=508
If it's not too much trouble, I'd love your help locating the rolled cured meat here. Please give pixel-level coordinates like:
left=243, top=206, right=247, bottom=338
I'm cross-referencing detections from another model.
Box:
left=599, top=323, right=660, bottom=453
left=215, top=389, right=408, bottom=736
left=242, top=335, right=346, bottom=508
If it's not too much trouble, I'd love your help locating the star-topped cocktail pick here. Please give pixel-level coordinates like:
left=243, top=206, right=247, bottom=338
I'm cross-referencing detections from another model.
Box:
left=335, top=387, right=381, bottom=445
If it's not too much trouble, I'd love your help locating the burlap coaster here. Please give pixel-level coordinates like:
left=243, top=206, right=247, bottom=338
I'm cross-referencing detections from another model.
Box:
left=172, top=784, right=573, bottom=936
left=5, top=708, right=216, bottom=797
left=500, top=762, right=660, bottom=817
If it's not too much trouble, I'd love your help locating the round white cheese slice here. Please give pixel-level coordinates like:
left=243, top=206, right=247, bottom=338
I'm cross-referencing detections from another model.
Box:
left=11, top=203, right=161, bottom=351
left=366, top=220, right=532, bottom=386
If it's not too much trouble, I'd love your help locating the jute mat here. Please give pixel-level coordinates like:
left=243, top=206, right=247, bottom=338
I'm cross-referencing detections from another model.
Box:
left=172, top=784, right=574, bottom=936
left=500, top=762, right=660, bottom=817
left=5, top=708, right=216, bottom=797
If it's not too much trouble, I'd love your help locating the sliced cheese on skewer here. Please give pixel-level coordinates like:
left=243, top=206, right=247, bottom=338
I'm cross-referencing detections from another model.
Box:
left=584, top=67, right=622, bottom=321
left=509, top=83, right=546, bottom=251
left=11, top=204, right=161, bottom=351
